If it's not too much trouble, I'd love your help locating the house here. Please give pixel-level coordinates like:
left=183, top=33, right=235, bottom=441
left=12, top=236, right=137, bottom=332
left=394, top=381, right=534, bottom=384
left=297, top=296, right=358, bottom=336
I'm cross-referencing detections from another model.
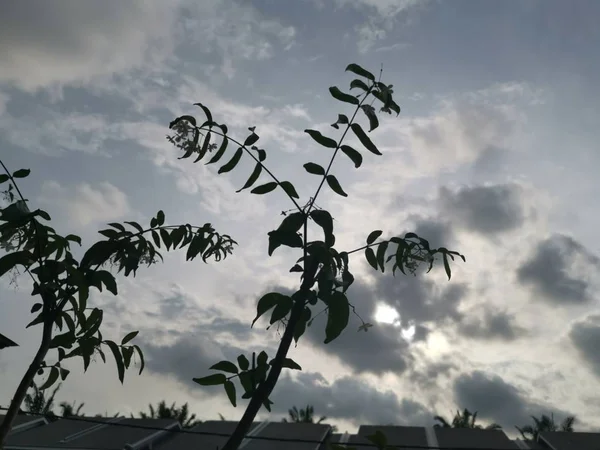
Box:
left=3, top=414, right=600, bottom=449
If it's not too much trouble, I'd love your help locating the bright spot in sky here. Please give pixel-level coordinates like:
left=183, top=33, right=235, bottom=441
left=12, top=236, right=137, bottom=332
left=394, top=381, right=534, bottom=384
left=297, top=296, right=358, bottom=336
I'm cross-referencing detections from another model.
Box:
left=373, top=303, right=401, bottom=326
left=401, top=324, right=416, bottom=341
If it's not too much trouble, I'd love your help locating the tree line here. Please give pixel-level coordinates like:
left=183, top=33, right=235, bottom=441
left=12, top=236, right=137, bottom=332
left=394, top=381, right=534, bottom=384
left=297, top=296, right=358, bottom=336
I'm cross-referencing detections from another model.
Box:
left=17, top=382, right=574, bottom=443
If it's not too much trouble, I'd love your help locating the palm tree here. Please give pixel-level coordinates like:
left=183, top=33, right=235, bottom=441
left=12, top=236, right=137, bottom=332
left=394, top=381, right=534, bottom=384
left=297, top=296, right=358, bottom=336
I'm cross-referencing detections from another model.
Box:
left=135, top=401, right=200, bottom=429
left=434, top=408, right=501, bottom=430
left=282, top=405, right=327, bottom=424
left=22, top=382, right=61, bottom=421
left=59, top=401, right=85, bottom=418
left=516, top=414, right=576, bottom=441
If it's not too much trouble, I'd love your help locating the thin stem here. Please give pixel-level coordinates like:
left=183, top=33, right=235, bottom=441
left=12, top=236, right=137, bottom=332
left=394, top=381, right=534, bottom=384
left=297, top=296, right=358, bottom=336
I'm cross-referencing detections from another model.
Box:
left=199, top=128, right=304, bottom=214
left=306, top=87, right=373, bottom=217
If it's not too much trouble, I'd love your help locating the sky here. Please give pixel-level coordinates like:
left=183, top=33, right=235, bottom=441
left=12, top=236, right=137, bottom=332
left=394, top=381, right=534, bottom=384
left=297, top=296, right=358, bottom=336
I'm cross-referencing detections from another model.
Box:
left=1, top=0, right=600, bottom=437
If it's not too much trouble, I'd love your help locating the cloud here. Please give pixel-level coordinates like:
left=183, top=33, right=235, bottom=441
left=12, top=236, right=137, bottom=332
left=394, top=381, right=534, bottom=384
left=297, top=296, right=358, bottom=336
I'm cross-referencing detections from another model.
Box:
left=517, top=234, right=600, bottom=305
left=38, top=180, right=131, bottom=227
left=408, top=100, right=517, bottom=175
left=438, top=183, right=529, bottom=235
left=0, top=1, right=178, bottom=91
left=271, top=371, right=434, bottom=426
left=570, top=314, right=600, bottom=379
left=453, top=371, right=574, bottom=430
left=457, top=307, right=526, bottom=341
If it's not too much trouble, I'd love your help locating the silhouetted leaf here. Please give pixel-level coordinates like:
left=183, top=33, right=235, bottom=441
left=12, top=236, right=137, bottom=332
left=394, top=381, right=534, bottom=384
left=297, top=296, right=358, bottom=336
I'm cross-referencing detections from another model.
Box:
left=360, top=104, right=379, bottom=131
left=95, top=270, right=117, bottom=295
left=270, top=295, right=293, bottom=324
left=237, top=163, right=262, bottom=192
left=121, top=331, right=139, bottom=345
left=324, top=291, right=349, bottom=343
left=279, top=181, right=300, bottom=199
left=326, top=175, right=347, bottom=197
left=310, top=209, right=334, bottom=247
left=303, top=162, right=326, bottom=175
left=39, top=366, right=59, bottom=390
left=0, top=174, right=9, bottom=183
left=244, top=133, right=259, bottom=146
left=367, top=230, right=382, bottom=245
left=210, top=361, right=239, bottom=374
left=194, top=103, right=213, bottom=123
left=252, top=293, right=289, bottom=327
left=218, top=147, right=243, bottom=174
left=105, top=340, right=125, bottom=383
left=237, top=354, right=250, bottom=371
left=289, top=264, right=303, bottom=273
left=365, top=247, right=378, bottom=270
left=351, top=123, right=381, bottom=155
left=346, top=63, right=375, bottom=81
left=305, top=129, right=337, bottom=148
left=206, top=136, right=228, bottom=165
left=133, top=344, right=144, bottom=374
left=331, top=114, right=349, bottom=129
left=224, top=381, right=237, bottom=407
left=443, top=253, right=451, bottom=280
left=350, top=79, right=369, bottom=91
left=160, top=228, right=171, bottom=250
left=193, top=374, right=226, bottom=386
left=0, top=251, right=33, bottom=277
left=12, top=169, right=31, bottom=178
left=251, top=182, right=277, bottom=195
left=376, top=241, right=389, bottom=272
left=329, top=86, right=359, bottom=105
left=340, top=145, right=362, bottom=168
left=279, top=358, right=302, bottom=370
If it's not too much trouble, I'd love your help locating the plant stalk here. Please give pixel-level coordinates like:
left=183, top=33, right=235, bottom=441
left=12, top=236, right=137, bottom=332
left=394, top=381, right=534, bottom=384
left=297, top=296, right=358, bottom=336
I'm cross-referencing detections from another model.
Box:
left=0, top=317, right=53, bottom=448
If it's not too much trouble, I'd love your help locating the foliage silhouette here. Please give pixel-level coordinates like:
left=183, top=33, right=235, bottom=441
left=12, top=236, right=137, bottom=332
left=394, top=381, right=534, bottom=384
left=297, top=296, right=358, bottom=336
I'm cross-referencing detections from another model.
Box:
left=135, top=401, right=200, bottom=429
left=434, top=408, right=501, bottom=430
left=168, top=62, right=465, bottom=450
left=516, top=413, right=576, bottom=441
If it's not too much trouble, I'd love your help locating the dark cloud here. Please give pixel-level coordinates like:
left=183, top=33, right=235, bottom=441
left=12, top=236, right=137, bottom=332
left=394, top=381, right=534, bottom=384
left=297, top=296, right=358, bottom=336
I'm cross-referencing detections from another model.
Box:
left=570, top=314, right=600, bottom=378
left=453, top=371, right=574, bottom=431
left=439, top=183, right=526, bottom=234
left=271, top=371, right=434, bottom=426
left=458, top=307, right=526, bottom=341
left=411, top=217, right=455, bottom=249
left=408, top=361, right=459, bottom=392
left=517, top=234, right=600, bottom=305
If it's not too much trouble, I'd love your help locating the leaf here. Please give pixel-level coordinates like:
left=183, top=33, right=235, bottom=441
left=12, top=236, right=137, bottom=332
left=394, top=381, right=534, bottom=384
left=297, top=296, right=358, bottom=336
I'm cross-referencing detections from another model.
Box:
left=345, top=63, right=375, bottom=81
left=194, top=103, right=213, bottom=123
left=360, top=104, right=379, bottom=132
left=206, top=137, right=228, bottom=165
left=65, top=234, right=82, bottom=245
left=237, top=163, right=262, bottom=192
left=340, top=145, right=363, bottom=168
left=365, top=247, right=378, bottom=270
left=367, top=230, right=383, bottom=245
left=280, top=358, right=302, bottom=370
left=94, top=270, right=117, bottom=295
left=209, top=360, right=239, bottom=374
left=237, top=354, right=250, bottom=371
left=350, top=79, right=370, bottom=91
left=303, top=162, right=326, bottom=176
left=218, top=147, right=243, bottom=174
left=0, top=174, right=9, bottom=183
left=289, top=264, right=303, bottom=273
left=156, top=210, right=165, bottom=226
left=133, top=344, right=145, bottom=374
left=443, top=253, right=451, bottom=280
left=98, top=228, right=119, bottom=239
left=251, top=182, right=277, bottom=195
left=310, top=210, right=334, bottom=247
left=108, top=222, right=126, bottom=232
left=39, top=366, right=59, bottom=390
left=268, top=229, right=302, bottom=256
left=376, top=241, right=389, bottom=272
left=293, top=307, right=312, bottom=343
left=195, top=131, right=211, bottom=162
left=279, top=181, right=300, bottom=199
left=80, top=240, right=118, bottom=268
left=105, top=340, right=125, bottom=383
left=121, top=331, right=139, bottom=345
left=305, top=129, right=337, bottom=149
left=193, top=373, right=226, bottom=386
left=151, top=230, right=161, bottom=248
left=224, top=381, right=237, bottom=407
left=252, top=292, right=289, bottom=327
left=351, top=123, right=382, bottom=155
left=12, top=169, right=31, bottom=178
left=0, top=251, right=33, bottom=277
left=331, top=114, right=349, bottom=129
left=31, top=303, right=42, bottom=313
left=160, top=228, right=171, bottom=250
left=278, top=212, right=305, bottom=234
left=244, top=133, right=259, bottom=146
left=269, top=295, right=293, bottom=324
left=326, top=175, right=348, bottom=197
left=329, top=86, right=359, bottom=105
left=324, top=292, right=350, bottom=344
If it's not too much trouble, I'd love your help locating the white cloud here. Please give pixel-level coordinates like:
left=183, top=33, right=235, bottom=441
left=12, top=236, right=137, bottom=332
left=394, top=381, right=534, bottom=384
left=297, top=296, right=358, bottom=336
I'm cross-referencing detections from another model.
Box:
left=38, top=180, right=131, bottom=227
left=0, top=1, right=179, bottom=91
